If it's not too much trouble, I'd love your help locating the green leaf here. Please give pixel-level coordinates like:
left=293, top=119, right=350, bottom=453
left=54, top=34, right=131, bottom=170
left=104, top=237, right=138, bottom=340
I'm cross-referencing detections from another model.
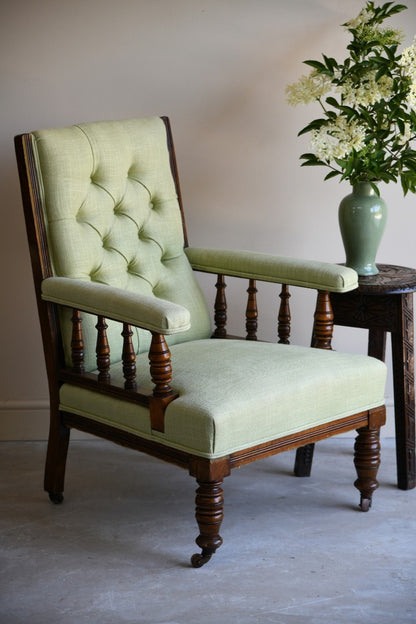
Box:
left=397, top=118, right=405, bottom=135
left=370, top=182, right=381, bottom=196
left=300, top=160, right=327, bottom=168
left=401, top=174, right=410, bottom=196
left=325, top=96, right=340, bottom=108
left=323, top=55, right=339, bottom=71
left=303, top=59, right=327, bottom=72
left=385, top=4, right=408, bottom=17
left=324, top=170, right=340, bottom=181
left=375, top=67, right=389, bottom=82
left=297, top=119, right=327, bottom=137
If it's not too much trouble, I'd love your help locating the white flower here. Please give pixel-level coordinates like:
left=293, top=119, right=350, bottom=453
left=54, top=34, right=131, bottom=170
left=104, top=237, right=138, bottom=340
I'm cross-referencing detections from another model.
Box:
left=398, top=122, right=412, bottom=145
left=407, top=83, right=416, bottom=108
left=345, top=7, right=374, bottom=30
left=310, top=116, right=366, bottom=163
left=286, top=71, right=332, bottom=105
left=399, top=38, right=416, bottom=80
left=338, top=71, right=394, bottom=107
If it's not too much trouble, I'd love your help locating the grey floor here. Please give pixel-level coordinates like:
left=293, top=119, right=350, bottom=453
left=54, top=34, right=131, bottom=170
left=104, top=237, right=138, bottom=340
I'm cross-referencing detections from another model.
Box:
left=1, top=437, right=415, bottom=624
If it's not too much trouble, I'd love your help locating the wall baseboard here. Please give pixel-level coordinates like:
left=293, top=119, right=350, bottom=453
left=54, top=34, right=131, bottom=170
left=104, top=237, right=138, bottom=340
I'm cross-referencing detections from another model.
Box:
left=0, top=398, right=396, bottom=441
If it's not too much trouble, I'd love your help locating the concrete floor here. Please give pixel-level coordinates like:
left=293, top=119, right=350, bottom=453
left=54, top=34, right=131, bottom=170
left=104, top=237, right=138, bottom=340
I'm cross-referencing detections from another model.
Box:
left=0, top=437, right=415, bottom=624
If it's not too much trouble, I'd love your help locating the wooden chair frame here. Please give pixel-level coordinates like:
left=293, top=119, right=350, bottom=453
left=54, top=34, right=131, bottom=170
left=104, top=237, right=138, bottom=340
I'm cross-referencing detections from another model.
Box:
left=15, top=119, right=386, bottom=567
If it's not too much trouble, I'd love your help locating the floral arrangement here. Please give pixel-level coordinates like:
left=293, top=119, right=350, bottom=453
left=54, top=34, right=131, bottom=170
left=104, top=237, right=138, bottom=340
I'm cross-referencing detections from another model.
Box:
left=286, top=2, right=416, bottom=195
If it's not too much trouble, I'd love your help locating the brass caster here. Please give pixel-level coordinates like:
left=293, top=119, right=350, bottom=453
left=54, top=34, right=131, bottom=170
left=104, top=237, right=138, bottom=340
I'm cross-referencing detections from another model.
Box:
left=191, top=549, right=213, bottom=568
left=48, top=492, right=64, bottom=504
left=359, top=497, right=372, bottom=512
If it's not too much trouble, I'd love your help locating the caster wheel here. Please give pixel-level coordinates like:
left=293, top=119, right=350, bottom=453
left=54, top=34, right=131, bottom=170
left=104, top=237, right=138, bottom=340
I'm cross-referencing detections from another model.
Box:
left=360, top=497, right=372, bottom=512
left=48, top=492, right=64, bottom=504
left=191, top=552, right=212, bottom=568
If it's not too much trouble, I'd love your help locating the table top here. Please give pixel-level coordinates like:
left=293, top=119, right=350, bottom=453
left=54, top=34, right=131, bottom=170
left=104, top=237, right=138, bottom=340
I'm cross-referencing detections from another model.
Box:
left=355, top=264, right=416, bottom=295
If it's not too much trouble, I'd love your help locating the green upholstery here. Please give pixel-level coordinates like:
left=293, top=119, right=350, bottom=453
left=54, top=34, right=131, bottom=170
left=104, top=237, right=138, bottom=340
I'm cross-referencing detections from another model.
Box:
left=186, top=247, right=359, bottom=292
left=41, top=277, right=191, bottom=335
left=60, top=339, right=387, bottom=459
left=32, top=117, right=211, bottom=369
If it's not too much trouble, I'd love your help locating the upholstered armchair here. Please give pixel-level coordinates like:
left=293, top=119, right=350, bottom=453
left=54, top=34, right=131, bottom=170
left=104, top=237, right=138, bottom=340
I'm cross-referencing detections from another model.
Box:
left=15, top=117, right=387, bottom=567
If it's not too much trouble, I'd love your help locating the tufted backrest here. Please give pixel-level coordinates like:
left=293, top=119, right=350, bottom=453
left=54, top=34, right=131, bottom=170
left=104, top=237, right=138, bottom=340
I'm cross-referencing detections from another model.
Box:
left=31, top=117, right=211, bottom=370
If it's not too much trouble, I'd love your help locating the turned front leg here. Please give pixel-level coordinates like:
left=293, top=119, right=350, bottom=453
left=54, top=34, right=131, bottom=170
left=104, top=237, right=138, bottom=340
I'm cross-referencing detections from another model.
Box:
left=191, top=480, right=224, bottom=568
left=354, top=425, right=381, bottom=511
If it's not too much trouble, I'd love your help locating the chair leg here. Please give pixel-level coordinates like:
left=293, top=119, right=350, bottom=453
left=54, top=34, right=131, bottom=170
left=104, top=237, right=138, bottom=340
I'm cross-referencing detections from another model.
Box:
left=44, top=410, right=70, bottom=504
left=354, top=425, right=381, bottom=512
left=294, top=443, right=315, bottom=477
left=191, top=479, right=224, bottom=568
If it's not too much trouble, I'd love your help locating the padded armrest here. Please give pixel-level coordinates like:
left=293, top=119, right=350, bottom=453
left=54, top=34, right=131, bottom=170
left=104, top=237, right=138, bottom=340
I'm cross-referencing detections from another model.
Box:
left=185, top=247, right=358, bottom=293
left=41, top=277, right=191, bottom=335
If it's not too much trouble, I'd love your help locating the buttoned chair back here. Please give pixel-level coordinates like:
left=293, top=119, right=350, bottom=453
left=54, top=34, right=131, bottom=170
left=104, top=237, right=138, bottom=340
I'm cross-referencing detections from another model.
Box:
left=29, top=117, right=210, bottom=370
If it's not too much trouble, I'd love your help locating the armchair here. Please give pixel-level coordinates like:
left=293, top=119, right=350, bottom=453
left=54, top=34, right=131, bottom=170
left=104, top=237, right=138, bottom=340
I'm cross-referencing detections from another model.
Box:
left=15, top=116, right=387, bottom=567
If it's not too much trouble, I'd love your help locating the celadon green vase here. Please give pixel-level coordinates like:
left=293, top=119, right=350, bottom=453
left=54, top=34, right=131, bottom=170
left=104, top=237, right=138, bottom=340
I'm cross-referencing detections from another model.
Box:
left=338, top=182, right=387, bottom=276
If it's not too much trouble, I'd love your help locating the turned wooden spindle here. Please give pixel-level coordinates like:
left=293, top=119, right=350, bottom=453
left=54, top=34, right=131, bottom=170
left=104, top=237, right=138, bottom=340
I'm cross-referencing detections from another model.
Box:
left=149, top=332, right=175, bottom=397
left=122, top=323, right=136, bottom=390
left=278, top=284, right=291, bottom=344
left=148, top=333, right=178, bottom=433
left=354, top=426, right=381, bottom=511
left=191, top=480, right=224, bottom=568
left=213, top=274, right=227, bottom=338
left=245, top=279, right=258, bottom=341
left=311, top=290, right=334, bottom=350
left=96, top=316, right=110, bottom=383
left=71, top=308, right=85, bottom=373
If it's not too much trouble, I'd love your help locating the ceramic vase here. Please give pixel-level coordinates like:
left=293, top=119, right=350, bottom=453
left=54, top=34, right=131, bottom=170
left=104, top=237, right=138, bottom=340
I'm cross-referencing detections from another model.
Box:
left=338, top=182, right=387, bottom=276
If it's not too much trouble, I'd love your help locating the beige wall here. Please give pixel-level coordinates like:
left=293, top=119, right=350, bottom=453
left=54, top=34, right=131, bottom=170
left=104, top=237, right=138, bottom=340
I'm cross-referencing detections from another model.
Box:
left=2, top=0, right=416, bottom=438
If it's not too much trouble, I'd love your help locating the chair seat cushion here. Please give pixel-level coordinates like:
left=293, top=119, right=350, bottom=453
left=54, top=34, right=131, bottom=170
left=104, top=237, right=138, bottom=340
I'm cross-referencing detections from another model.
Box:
left=59, top=339, right=386, bottom=459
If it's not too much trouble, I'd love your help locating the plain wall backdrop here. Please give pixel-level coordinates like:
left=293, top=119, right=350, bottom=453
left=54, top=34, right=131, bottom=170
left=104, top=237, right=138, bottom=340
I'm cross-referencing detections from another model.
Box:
left=2, top=0, right=416, bottom=438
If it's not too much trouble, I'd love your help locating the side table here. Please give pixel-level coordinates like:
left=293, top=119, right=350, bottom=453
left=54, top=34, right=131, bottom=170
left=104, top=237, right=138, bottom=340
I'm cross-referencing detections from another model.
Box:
left=296, top=264, right=416, bottom=490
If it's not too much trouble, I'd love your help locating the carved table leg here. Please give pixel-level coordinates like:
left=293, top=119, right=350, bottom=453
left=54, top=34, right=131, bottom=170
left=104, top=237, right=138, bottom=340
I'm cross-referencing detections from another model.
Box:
left=294, top=291, right=334, bottom=477
left=191, top=480, right=224, bottom=568
left=354, top=425, right=381, bottom=511
left=391, top=294, right=416, bottom=490
left=367, top=326, right=387, bottom=361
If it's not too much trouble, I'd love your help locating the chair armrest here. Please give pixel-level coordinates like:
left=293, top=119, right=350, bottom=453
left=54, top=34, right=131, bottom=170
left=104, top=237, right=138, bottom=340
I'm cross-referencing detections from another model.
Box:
left=41, top=277, right=191, bottom=334
left=185, top=247, right=358, bottom=293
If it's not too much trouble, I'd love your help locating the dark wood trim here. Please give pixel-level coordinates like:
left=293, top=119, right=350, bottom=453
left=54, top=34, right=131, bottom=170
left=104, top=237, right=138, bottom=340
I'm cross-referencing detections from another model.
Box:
left=14, top=134, right=64, bottom=411
left=230, top=407, right=385, bottom=468
left=60, top=405, right=385, bottom=478
left=161, top=116, right=189, bottom=247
